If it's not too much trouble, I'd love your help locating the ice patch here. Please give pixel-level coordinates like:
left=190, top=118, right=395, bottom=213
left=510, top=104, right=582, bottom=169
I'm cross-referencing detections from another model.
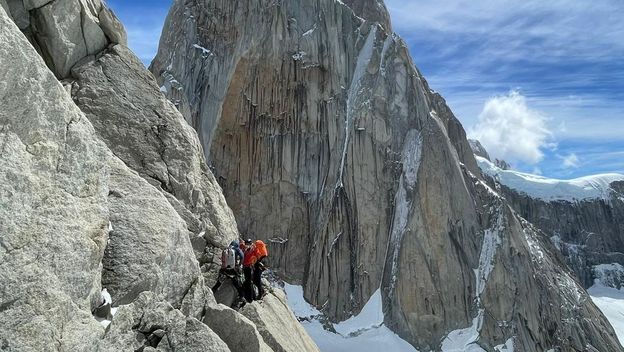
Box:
left=476, top=156, right=624, bottom=202
left=336, top=26, right=377, bottom=189
left=282, top=283, right=417, bottom=351
left=402, top=130, right=423, bottom=189
left=475, top=214, right=503, bottom=298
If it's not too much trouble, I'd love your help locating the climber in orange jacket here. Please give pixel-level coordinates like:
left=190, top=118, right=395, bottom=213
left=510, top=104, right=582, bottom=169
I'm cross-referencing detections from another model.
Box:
left=242, top=239, right=256, bottom=302
left=242, top=239, right=269, bottom=301
left=252, top=240, right=268, bottom=300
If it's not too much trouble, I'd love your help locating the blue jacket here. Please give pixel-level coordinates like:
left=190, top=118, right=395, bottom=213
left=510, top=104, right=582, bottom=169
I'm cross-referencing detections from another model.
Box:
left=230, top=241, right=244, bottom=263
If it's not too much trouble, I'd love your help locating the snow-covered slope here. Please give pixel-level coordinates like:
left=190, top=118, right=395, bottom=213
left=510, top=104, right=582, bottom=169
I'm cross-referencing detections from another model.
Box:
left=282, top=283, right=417, bottom=352
left=589, top=264, right=624, bottom=345
left=476, top=156, right=624, bottom=202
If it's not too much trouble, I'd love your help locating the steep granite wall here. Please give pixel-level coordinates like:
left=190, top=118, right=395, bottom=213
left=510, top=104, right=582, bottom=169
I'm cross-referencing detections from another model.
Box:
left=0, top=2, right=319, bottom=351
left=151, top=0, right=623, bottom=350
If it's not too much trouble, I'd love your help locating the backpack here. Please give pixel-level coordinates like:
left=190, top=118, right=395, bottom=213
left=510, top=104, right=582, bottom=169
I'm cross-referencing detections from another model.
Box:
left=221, top=247, right=236, bottom=269
left=255, top=240, right=268, bottom=259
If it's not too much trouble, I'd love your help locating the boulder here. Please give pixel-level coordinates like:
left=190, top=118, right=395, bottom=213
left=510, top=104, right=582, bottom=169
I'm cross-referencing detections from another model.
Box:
left=3, top=0, right=126, bottom=78
left=240, top=290, right=320, bottom=352
left=204, top=303, right=274, bottom=352
left=98, top=292, right=231, bottom=352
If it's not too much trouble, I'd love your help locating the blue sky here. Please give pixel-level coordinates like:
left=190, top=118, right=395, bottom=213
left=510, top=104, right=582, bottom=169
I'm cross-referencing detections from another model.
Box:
left=107, top=0, right=624, bottom=179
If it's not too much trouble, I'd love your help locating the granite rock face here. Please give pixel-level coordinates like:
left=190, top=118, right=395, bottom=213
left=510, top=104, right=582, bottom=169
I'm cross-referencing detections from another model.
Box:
left=152, top=0, right=623, bottom=350
left=1, top=2, right=318, bottom=351
left=0, top=8, right=109, bottom=350
left=503, top=186, right=624, bottom=288
left=69, top=43, right=239, bottom=252
left=470, top=141, right=624, bottom=290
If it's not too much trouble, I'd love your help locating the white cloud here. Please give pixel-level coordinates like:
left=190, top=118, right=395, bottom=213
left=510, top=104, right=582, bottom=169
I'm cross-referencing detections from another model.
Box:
left=561, top=153, right=580, bottom=168
left=469, top=91, right=553, bottom=165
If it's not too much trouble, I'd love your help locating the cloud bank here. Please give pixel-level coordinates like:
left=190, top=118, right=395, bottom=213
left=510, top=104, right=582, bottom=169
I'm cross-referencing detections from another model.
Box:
left=469, top=91, right=553, bottom=165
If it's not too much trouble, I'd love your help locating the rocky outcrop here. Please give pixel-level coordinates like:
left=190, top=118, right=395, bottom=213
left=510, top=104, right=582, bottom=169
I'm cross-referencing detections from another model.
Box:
left=6, top=0, right=126, bottom=78
left=342, top=0, right=392, bottom=32
left=1, top=2, right=318, bottom=351
left=240, top=289, right=320, bottom=352
left=152, top=0, right=623, bottom=350
left=505, top=190, right=624, bottom=288
left=469, top=139, right=490, bottom=160
left=204, top=303, right=274, bottom=352
left=98, top=292, right=230, bottom=352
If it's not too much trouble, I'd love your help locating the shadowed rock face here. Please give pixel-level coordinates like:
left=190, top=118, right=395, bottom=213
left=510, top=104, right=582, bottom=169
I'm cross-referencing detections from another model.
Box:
left=151, top=0, right=623, bottom=350
left=1, top=2, right=319, bottom=351
left=469, top=141, right=624, bottom=290
left=490, top=178, right=624, bottom=289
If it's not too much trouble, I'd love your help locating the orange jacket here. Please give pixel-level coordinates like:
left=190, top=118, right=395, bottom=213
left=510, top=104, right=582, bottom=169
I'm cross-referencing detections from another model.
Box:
left=255, top=240, right=268, bottom=260
left=243, top=240, right=269, bottom=267
left=243, top=247, right=257, bottom=267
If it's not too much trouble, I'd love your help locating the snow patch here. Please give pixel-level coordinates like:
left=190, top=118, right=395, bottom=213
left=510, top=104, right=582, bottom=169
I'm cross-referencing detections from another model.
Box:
left=494, top=337, right=515, bottom=351
left=97, top=307, right=118, bottom=328
left=334, top=289, right=384, bottom=336
left=302, top=24, right=317, bottom=37
left=193, top=43, right=214, bottom=56
left=476, top=155, right=624, bottom=202
left=327, top=232, right=342, bottom=257
left=268, top=237, right=289, bottom=244
left=100, top=288, right=112, bottom=306
left=589, top=282, right=624, bottom=345
left=441, top=310, right=485, bottom=352
left=282, top=283, right=417, bottom=351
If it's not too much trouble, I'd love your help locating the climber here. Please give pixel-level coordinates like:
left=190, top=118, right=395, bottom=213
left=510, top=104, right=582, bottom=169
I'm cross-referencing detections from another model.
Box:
left=252, top=240, right=268, bottom=300
left=239, top=237, right=249, bottom=251
left=242, top=239, right=256, bottom=302
left=212, top=240, right=244, bottom=299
